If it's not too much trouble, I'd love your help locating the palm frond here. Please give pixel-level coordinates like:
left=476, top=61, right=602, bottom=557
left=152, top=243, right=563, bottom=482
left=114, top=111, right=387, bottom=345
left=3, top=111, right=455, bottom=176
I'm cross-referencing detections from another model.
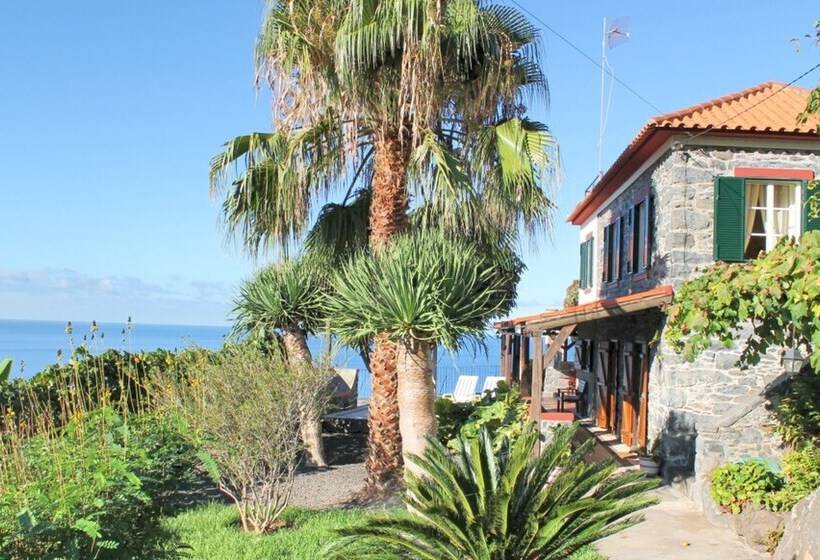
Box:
left=471, top=117, right=559, bottom=238
left=304, top=188, right=372, bottom=263
left=326, top=423, right=659, bottom=559
left=210, top=114, right=365, bottom=255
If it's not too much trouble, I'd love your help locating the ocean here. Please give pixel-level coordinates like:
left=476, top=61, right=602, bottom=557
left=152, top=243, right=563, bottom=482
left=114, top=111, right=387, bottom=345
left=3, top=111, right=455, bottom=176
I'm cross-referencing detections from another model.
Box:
left=0, top=319, right=502, bottom=397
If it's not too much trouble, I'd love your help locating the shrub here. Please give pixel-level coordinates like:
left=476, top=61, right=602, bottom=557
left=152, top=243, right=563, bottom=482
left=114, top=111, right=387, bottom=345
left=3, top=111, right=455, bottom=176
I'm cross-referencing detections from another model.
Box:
left=434, top=398, right=475, bottom=443
left=170, top=346, right=327, bottom=534
left=772, top=371, right=820, bottom=448
left=435, top=381, right=528, bottom=450
left=710, top=460, right=784, bottom=514
left=0, top=406, right=190, bottom=559
left=763, top=446, right=820, bottom=512
left=0, top=347, right=211, bottom=433
left=326, top=423, right=659, bottom=559
left=0, top=343, right=201, bottom=559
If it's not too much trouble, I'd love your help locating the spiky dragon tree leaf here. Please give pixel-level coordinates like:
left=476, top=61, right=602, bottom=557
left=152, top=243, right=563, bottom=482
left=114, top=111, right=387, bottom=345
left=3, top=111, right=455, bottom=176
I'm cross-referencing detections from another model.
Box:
left=326, top=232, right=516, bottom=350
left=232, top=257, right=328, bottom=339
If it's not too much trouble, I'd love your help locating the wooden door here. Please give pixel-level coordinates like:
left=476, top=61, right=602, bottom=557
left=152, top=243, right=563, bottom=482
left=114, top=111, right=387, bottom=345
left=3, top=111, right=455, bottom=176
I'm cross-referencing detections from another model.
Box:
left=595, top=344, right=610, bottom=429
left=606, top=342, right=618, bottom=433
left=620, top=345, right=639, bottom=447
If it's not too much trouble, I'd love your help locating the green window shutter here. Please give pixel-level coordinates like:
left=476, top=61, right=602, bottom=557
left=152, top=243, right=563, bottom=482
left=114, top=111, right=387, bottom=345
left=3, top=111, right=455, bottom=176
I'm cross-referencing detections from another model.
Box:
left=803, top=180, right=820, bottom=232
left=579, top=242, right=587, bottom=288
left=714, top=176, right=746, bottom=262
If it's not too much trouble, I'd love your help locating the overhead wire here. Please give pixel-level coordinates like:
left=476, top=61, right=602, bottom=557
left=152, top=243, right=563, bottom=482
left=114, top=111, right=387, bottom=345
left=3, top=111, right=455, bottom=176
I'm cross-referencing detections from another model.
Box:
left=508, top=0, right=664, bottom=114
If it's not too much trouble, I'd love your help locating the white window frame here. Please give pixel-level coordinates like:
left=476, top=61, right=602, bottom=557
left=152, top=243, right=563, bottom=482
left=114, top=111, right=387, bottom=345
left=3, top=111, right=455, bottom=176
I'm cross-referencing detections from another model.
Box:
left=745, top=180, right=802, bottom=253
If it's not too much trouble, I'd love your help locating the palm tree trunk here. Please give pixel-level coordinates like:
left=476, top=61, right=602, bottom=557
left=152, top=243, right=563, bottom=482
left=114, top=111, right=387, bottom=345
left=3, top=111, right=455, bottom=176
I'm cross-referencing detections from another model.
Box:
left=395, top=338, right=437, bottom=477
left=282, top=327, right=327, bottom=468
left=366, top=129, right=411, bottom=488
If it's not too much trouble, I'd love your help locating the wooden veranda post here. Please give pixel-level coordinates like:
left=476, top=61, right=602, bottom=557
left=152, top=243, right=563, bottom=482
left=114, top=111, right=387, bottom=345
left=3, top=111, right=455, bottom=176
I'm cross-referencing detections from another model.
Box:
left=519, top=335, right=531, bottom=396
left=501, top=334, right=513, bottom=383
left=529, top=334, right=543, bottom=422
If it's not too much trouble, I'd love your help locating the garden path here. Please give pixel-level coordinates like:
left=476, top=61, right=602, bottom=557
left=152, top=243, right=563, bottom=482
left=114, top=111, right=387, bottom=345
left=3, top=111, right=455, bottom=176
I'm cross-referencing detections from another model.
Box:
left=596, top=486, right=765, bottom=560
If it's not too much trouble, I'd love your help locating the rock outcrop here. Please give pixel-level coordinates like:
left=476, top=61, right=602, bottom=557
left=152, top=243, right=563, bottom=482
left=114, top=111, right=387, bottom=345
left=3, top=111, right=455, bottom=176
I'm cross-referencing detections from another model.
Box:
left=775, top=488, right=820, bottom=560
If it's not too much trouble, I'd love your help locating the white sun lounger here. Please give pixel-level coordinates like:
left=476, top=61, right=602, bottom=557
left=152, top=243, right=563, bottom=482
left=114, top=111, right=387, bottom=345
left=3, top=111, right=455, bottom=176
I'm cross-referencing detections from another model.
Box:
left=481, top=376, right=505, bottom=395
left=445, top=375, right=479, bottom=402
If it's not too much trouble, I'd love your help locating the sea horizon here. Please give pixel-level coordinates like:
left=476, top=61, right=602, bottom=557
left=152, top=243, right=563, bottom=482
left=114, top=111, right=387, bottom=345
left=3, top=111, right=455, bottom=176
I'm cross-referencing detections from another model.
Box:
left=0, top=318, right=502, bottom=396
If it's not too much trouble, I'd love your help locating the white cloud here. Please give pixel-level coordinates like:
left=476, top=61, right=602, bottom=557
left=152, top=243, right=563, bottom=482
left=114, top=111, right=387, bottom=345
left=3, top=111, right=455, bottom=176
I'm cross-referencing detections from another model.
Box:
left=0, top=268, right=232, bottom=325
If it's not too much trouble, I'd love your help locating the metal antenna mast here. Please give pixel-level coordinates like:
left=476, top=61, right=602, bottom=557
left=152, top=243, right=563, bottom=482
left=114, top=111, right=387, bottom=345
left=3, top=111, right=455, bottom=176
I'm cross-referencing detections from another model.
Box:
left=596, top=17, right=630, bottom=180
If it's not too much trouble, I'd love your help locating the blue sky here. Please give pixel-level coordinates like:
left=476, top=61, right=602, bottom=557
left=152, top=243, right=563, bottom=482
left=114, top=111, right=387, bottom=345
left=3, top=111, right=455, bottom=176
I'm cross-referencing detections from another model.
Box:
left=0, top=1, right=818, bottom=326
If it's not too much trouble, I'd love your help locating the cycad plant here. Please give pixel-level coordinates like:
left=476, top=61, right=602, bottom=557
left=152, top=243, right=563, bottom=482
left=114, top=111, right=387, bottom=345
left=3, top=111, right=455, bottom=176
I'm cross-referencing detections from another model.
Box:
left=211, top=0, right=558, bottom=487
left=327, top=423, right=660, bottom=559
left=232, top=257, right=329, bottom=467
left=327, top=232, right=518, bottom=468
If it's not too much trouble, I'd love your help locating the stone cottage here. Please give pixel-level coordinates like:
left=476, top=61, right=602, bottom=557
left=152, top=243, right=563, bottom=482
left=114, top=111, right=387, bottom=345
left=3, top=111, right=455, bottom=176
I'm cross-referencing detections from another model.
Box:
left=495, top=81, right=820, bottom=510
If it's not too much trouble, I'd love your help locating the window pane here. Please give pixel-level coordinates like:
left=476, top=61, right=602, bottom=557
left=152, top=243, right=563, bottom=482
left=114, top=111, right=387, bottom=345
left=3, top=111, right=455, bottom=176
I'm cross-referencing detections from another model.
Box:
left=746, top=182, right=766, bottom=207
left=772, top=210, right=790, bottom=236
left=744, top=235, right=766, bottom=260
left=749, top=209, right=766, bottom=234
left=773, top=183, right=795, bottom=208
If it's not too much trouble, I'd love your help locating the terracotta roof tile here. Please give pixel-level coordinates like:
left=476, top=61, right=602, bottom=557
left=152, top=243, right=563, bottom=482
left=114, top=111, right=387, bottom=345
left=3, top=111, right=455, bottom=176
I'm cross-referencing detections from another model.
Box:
left=652, top=81, right=817, bottom=134
left=568, top=81, right=820, bottom=225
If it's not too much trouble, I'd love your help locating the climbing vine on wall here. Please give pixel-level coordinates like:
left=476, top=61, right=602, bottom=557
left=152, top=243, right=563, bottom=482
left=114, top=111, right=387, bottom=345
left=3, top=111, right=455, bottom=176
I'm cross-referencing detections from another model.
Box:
left=666, top=231, right=820, bottom=371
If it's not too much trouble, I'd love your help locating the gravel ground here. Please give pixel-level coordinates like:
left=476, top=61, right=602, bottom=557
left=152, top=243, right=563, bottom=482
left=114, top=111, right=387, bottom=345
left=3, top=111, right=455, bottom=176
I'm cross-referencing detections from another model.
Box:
left=290, top=431, right=399, bottom=510
left=176, top=430, right=399, bottom=511
left=289, top=462, right=369, bottom=509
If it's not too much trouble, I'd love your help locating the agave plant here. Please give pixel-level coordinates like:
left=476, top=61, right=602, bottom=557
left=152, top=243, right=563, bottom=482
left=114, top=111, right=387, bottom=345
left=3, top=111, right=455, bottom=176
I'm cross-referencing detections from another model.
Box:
left=211, top=0, right=558, bottom=488
left=232, top=257, right=329, bottom=467
left=327, top=423, right=659, bottom=559
left=327, top=232, right=519, bottom=469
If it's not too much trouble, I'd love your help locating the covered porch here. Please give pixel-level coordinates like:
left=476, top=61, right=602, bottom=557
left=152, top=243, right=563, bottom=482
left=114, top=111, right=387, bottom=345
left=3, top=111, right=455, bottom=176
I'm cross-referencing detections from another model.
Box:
left=495, top=286, right=674, bottom=454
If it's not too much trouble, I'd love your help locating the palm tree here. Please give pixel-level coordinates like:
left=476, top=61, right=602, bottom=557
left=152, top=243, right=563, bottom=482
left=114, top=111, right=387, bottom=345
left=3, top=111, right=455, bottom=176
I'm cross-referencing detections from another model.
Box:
left=326, top=423, right=660, bottom=559
left=326, top=233, right=520, bottom=468
left=232, top=257, right=329, bottom=467
left=211, top=0, right=557, bottom=487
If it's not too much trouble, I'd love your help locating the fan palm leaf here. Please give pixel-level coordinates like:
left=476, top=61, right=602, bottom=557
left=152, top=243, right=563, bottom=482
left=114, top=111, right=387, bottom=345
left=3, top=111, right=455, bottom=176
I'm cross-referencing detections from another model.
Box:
left=216, top=0, right=560, bottom=487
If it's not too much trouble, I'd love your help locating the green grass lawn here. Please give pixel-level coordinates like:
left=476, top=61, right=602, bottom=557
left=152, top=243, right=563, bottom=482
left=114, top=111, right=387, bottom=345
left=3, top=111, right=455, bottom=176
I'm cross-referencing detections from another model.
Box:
left=164, top=503, right=607, bottom=559
left=163, top=503, right=379, bottom=559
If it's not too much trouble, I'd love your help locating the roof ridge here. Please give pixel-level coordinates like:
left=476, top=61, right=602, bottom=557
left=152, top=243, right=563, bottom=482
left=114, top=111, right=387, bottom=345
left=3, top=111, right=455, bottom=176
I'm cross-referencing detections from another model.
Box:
left=651, top=81, right=788, bottom=124
left=567, top=80, right=818, bottom=225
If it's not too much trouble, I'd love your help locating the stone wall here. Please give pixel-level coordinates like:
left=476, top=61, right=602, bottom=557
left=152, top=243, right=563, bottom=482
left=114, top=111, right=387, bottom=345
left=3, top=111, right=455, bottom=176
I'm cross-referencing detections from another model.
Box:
left=653, top=144, right=820, bottom=289
left=586, top=142, right=819, bottom=509
left=593, top=143, right=820, bottom=300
